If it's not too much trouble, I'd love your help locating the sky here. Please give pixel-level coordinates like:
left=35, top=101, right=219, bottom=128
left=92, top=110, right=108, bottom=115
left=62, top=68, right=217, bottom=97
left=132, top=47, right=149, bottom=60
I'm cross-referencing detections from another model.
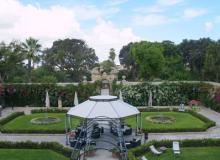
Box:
left=0, top=0, right=220, bottom=63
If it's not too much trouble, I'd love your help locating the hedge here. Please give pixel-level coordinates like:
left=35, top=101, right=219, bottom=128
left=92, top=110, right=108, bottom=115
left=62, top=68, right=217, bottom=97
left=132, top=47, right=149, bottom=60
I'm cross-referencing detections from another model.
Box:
left=0, top=141, right=72, bottom=158
left=202, top=95, right=220, bottom=113
left=2, top=83, right=99, bottom=107
left=128, top=139, right=220, bottom=160
left=31, top=108, right=68, bottom=113
left=1, top=128, right=65, bottom=134
left=113, top=82, right=213, bottom=106
left=139, top=110, right=215, bottom=133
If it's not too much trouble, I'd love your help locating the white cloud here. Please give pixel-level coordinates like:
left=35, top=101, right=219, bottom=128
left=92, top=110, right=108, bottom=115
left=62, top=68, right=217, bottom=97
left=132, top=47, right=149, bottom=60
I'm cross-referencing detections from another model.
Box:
left=0, top=0, right=81, bottom=47
left=72, top=5, right=119, bottom=21
left=0, top=0, right=139, bottom=63
left=157, top=0, right=183, bottom=6
left=134, top=0, right=183, bottom=13
left=205, top=22, right=214, bottom=32
left=183, top=8, right=207, bottom=19
left=215, top=16, right=220, bottom=23
left=133, top=14, right=173, bottom=26
left=107, top=0, right=129, bottom=6
left=84, top=20, right=140, bottom=63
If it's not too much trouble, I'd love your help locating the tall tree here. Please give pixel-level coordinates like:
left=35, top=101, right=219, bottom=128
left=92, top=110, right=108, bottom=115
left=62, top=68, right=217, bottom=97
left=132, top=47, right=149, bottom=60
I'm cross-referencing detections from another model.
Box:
left=22, top=37, right=41, bottom=82
left=109, top=48, right=116, bottom=63
left=43, top=39, right=98, bottom=82
left=119, top=42, right=138, bottom=80
left=203, top=43, right=220, bottom=82
left=131, top=41, right=165, bottom=80
left=179, top=38, right=213, bottom=76
left=160, top=40, right=187, bottom=80
left=0, top=41, right=24, bottom=82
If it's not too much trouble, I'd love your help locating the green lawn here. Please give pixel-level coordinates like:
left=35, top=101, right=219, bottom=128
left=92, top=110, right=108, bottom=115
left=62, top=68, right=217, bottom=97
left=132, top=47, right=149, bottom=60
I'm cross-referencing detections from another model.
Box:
left=125, top=112, right=206, bottom=131
left=0, top=149, right=69, bottom=160
left=144, top=147, right=220, bottom=160
left=2, top=113, right=80, bottom=133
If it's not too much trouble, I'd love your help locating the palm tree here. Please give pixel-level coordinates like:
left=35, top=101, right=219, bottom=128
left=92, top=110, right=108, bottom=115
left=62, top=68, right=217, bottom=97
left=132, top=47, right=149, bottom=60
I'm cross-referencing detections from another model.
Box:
left=22, top=37, right=41, bottom=82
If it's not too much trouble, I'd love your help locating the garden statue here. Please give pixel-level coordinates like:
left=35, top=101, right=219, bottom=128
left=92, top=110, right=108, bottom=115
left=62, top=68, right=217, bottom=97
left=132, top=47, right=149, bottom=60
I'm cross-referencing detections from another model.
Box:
left=179, top=102, right=185, bottom=112
left=148, top=91, right=153, bottom=107
left=58, top=96, right=62, bottom=109
left=122, top=75, right=127, bottom=84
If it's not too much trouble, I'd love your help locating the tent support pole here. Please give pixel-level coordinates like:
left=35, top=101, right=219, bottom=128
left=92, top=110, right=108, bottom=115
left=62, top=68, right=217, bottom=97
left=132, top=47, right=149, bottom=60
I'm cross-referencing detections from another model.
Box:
left=140, top=112, right=142, bottom=131
left=136, top=114, right=138, bottom=135
left=69, top=116, right=72, bottom=130
left=65, top=114, right=68, bottom=145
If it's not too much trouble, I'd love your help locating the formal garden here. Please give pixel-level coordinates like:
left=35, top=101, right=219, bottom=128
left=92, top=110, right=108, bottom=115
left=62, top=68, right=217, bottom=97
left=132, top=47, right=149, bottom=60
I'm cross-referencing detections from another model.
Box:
left=1, top=1, right=220, bottom=158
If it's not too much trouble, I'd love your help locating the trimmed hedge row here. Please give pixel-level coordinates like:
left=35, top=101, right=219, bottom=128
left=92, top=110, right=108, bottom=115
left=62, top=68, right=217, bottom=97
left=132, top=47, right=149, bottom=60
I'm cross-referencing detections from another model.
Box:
left=140, top=110, right=215, bottom=133
left=128, top=139, right=220, bottom=160
left=31, top=108, right=68, bottom=113
left=0, top=141, right=71, bottom=158
left=1, top=128, right=65, bottom=134
left=2, top=83, right=99, bottom=107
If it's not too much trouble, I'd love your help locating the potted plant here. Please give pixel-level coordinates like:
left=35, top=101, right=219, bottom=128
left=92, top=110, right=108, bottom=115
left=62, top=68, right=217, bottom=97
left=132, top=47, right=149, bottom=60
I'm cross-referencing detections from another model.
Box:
left=85, top=145, right=96, bottom=157
left=111, top=147, right=120, bottom=158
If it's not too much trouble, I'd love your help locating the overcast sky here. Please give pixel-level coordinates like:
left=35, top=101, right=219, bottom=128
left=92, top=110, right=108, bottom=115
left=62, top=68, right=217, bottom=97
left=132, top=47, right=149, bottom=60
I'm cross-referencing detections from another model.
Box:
left=0, top=0, right=220, bottom=63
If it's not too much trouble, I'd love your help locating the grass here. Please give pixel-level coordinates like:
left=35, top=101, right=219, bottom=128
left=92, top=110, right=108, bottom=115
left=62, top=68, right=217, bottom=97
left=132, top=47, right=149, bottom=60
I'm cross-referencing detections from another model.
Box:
left=1, top=111, right=208, bottom=133
left=0, top=149, right=69, bottom=160
left=145, top=147, right=220, bottom=160
left=125, top=112, right=206, bottom=131
left=2, top=113, right=80, bottom=133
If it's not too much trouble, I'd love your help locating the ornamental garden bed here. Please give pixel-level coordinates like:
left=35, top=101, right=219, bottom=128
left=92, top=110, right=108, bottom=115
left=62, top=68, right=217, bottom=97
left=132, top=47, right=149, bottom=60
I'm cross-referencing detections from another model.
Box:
left=0, top=141, right=71, bottom=160
left=0, top=112, right=80, bottom=133
left=128, top=139, right=220, bottom=160
left=125, top=110, right=215, bottom=133
left=0, top=109, right=214, bottom=133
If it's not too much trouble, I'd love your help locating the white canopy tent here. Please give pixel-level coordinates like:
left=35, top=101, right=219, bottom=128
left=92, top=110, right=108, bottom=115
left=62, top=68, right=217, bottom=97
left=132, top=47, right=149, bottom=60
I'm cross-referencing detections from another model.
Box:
left=67, top=95, right=140, bottom=119
left=65, top=95, right=142, bottom=152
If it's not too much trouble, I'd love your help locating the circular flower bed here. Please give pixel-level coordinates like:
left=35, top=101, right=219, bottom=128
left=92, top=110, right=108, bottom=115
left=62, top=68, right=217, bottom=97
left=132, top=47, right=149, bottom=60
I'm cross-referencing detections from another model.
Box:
left=30, top=117, right=61, bottom=125
left=146, top=115, right=175, bottom=124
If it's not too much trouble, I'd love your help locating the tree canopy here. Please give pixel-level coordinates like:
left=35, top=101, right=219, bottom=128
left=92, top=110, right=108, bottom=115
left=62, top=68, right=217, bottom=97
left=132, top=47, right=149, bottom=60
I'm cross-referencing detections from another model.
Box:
left=131, top=41, right=165, bottom=80
left=43, top=38, right=98, bottom=82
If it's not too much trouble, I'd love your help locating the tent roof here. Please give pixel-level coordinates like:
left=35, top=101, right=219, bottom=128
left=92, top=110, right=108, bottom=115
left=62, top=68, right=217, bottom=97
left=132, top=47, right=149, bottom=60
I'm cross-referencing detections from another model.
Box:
left=67, top=95, right=139, bottom=119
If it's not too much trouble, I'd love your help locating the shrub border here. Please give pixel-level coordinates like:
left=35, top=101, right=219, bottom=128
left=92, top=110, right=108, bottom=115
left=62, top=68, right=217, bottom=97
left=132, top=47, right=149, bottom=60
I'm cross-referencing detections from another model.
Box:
left=0, top=141, right=71, bottom=158
left=128, top=139, right=220, bottom=160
